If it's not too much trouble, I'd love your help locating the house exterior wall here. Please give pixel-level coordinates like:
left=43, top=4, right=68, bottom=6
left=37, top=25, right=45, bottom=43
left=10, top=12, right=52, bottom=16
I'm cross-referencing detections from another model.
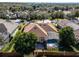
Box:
left=74, top=30, right=79, bottom=42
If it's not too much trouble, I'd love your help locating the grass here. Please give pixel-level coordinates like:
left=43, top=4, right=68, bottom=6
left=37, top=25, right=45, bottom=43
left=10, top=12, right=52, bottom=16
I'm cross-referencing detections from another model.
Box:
left=12, top=29, right=18, bottom=37
left=47, top=48, right=59, bottom=52
left=1, top=41, right=15, bottom=52
left=1, top=43, right=10, bottom=52
left=1, top=29, right=18, bottom=52
left=8, top=44, right=15, bottom=52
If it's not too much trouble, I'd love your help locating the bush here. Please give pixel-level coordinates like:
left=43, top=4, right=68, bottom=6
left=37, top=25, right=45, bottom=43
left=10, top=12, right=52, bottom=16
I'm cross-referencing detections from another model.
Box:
left=14, top=32, right=38, bottom=55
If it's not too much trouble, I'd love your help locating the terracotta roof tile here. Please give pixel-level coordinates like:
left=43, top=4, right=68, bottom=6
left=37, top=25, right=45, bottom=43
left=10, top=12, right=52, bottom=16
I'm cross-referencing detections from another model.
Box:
left=24, top=23, right=58, bottom=39
left=24, top=23, right=48, bottom=36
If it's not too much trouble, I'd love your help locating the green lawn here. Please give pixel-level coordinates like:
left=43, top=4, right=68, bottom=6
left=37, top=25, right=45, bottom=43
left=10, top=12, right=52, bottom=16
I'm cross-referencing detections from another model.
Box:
left=1, top=40, right=15, bottom=52
left=1, top=28, right=19, bottom=52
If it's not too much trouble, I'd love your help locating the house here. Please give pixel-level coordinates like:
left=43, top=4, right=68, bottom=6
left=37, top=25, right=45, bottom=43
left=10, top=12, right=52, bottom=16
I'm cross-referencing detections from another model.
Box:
left=24, top=23, right=58, bottom=41
left=0, top=23, right=10, bottom=42
left=35, top=42, right=45, bottom=50
left=24, top=23, right=48, bottom=42
left=57, top=19, right=79, bottom=42
left=57, top=19, right=79, bottom=30
left=74, top=29, right=79, bottom=42
left=0, top=19, right=19, bottom=34
left=36, top=20, right=51, bottom=23
left=24, top=23, right=59, bottom=50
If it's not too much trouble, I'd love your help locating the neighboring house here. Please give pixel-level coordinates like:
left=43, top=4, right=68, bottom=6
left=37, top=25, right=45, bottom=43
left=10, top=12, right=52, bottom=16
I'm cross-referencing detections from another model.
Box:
left=0, top=23, right=9, bottom=42
left=74, top=29, right=79, bottom=42
left=36, top=20, right=51, bottom=23
left=0, top=19, right=19, bottom=34
left=57, top=19, right=79, bottom=30
left=70, top=19, right=79, bottom=24
left=57, top=19, right=79, bottom=42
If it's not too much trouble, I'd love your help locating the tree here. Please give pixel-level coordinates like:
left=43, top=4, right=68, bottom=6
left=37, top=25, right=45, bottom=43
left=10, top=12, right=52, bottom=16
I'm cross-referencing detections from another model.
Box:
left=66, top=13, right=75, bottom=20
left=53, top=6, right=59, bottom=11
left=59, top=26, right=76, bottom=51
left=74, top=10, right=79, bottom=17
left=14, top=32, right=38, bottom=55
left=6, top=14, right=11, bottom=21
left=51, top=11, right=64, bottom=19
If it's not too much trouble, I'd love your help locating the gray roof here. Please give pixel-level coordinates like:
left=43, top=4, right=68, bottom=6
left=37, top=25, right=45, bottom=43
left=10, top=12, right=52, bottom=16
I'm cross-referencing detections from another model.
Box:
left=57, top=19, right=79, bottom=30
left=0, top=20, right=19, bottom=34
left=47, top=31, right=59, bottom=40
left=0, top=23, right=7, bottom=33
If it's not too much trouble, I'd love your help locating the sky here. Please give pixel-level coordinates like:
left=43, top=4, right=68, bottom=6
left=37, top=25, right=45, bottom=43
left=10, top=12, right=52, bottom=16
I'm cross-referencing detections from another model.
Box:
left=0, top=0, right=79, bottom=3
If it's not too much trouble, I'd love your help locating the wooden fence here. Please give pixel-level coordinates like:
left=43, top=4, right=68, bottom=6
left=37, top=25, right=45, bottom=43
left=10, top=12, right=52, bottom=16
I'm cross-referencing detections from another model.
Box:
left=0, top=52, right=23, bottom=57
left=34, top=50, right=79, bottom=57
left=1, top=51, right=79, bottom=57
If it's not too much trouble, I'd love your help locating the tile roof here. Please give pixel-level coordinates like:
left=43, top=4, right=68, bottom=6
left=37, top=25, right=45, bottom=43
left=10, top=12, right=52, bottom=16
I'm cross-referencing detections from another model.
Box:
left=35, top=24, right=48, bottom=36
left=48, top=23, right=58, bottom=32
left=24, top=23, right=48, bottom=37
left=24, top=23, right=58, bottom=39
left=38, top=23, right=58, bottom=32
left=24, top=23, right=35, bottom=32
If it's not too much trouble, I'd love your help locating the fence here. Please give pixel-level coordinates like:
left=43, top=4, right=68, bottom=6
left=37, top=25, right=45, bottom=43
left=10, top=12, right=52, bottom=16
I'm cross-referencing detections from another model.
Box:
left=34, top=50, right=79, bottom=57
left=0, top=52, right=23, bottom=57
left=1, top=51, right=79, bottom=57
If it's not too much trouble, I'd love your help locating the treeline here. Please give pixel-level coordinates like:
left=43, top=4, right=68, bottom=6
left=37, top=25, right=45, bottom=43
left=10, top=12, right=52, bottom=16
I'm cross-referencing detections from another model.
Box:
left=0, top=10, right=79, bottom=21
left=0, top=3, right=79, bottom=20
